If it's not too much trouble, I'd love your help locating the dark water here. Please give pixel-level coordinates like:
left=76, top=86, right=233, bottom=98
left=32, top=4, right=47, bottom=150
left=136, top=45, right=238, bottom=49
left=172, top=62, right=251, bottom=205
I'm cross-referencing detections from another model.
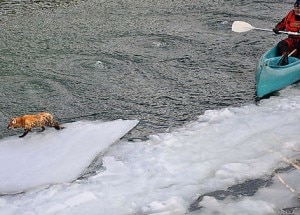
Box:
left=0, top=0, right=290, bottom=139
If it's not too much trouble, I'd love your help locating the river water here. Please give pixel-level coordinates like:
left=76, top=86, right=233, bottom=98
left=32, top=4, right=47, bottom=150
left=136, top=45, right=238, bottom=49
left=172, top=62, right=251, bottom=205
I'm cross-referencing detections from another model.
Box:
left=0, top=0, right=274, bottom=139
left=1, top=0, right=299, bottom=214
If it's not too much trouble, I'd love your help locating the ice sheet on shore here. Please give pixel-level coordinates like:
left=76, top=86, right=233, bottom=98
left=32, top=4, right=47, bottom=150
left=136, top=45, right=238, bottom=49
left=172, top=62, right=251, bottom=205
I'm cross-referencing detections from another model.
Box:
left=0, top=119, right=139, bottom=194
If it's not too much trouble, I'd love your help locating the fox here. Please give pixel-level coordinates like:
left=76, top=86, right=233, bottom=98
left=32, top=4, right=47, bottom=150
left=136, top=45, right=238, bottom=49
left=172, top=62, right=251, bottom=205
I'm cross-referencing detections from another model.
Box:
left=7, top=112, right=64, bottom=138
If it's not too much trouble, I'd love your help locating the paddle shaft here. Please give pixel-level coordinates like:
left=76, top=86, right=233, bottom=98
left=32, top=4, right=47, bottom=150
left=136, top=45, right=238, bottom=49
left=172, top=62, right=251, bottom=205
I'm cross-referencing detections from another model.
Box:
left=277, top=49, right=297, bottom=66
left=252, top=27, right=299, bottom=35
left=253, top=27, right=273, bottom=32
left=288, top=49, right=297, bottom=56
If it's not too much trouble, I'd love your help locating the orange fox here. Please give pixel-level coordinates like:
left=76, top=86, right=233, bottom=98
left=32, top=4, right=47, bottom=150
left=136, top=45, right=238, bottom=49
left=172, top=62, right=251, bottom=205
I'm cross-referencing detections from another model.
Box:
left=7, top=112, right=64, bottom=138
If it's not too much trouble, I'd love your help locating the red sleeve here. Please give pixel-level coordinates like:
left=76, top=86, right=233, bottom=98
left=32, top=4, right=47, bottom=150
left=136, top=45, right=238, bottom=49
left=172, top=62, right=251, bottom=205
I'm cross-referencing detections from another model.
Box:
left=275, top=17, right=286, bottom=30
left=275, top=10, right=294, bottom=30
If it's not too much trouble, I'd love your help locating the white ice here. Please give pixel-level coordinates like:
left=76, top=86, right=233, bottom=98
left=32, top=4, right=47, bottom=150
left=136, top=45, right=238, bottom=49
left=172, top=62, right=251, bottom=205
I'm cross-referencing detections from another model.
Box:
left=0, top=85, right=299, bottom=215
left=0, top=119, right=139, bottom=194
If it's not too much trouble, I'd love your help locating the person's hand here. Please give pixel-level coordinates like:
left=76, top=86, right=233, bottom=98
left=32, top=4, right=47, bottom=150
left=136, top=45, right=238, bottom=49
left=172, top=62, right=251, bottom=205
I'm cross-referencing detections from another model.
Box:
left=273, top=28, right=280, bottom=34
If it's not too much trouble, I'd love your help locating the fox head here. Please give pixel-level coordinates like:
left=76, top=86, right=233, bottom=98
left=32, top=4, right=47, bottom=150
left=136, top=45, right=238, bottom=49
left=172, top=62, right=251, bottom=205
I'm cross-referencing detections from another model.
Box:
left=7, top=117, right=20, bottom=129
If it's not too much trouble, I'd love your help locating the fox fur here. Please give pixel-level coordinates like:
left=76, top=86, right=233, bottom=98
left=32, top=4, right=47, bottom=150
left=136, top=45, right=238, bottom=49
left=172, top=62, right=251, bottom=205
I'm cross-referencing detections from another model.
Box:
left=7, top=112, right=64, bottom=138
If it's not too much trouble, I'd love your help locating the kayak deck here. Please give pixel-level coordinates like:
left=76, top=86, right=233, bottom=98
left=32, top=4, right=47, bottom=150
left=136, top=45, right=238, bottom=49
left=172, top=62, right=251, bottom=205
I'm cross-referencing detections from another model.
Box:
left=255, top=46, right=300, bottom=98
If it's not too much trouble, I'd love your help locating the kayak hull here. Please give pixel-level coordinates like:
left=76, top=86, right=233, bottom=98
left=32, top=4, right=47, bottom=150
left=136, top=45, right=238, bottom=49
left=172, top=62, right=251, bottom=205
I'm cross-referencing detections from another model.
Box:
left=255, top=46, right=300, bottom=97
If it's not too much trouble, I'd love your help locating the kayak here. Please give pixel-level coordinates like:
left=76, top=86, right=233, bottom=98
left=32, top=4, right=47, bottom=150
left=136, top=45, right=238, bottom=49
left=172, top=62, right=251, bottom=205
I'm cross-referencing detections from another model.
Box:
left=255, top=46, right=300, bottom=97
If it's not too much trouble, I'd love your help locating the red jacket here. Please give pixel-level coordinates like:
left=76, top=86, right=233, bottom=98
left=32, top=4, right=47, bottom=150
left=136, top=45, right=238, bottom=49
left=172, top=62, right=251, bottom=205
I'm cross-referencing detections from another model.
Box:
left=276, top=10, right=300, bottom=33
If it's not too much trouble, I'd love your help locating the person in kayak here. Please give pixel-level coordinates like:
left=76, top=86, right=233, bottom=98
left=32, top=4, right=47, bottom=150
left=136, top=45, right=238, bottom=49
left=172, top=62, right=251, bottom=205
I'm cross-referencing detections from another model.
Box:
left=273, top=0, right=300, bottom=63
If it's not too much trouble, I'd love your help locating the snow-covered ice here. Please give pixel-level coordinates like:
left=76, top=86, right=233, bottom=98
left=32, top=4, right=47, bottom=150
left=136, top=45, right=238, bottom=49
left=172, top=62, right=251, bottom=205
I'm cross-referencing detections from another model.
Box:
left=0, top=119, right=138, bottom=194
left=0, top=86, right=299, bottom=215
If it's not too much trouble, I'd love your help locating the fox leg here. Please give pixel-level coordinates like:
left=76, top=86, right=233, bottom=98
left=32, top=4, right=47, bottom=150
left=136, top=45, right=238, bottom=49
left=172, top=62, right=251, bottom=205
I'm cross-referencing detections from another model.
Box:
left=19, top=129, right=30, bottom=138
left=54, top=125, right=65, bottom=130
left=52, top=121, right=64, bottom=130
left=39, top=127, right=45, bottom=132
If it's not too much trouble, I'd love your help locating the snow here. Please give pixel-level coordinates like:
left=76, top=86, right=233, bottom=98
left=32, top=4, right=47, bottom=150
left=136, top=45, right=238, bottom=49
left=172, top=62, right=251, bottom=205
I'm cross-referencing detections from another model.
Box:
left=0, top=86, right=299, bottom=215
left=0, top=119, right=139, bottom=194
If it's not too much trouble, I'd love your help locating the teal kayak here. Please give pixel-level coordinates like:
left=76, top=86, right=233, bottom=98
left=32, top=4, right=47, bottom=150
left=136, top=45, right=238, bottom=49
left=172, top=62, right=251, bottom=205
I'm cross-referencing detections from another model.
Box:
left=255, top=46, right=300, bottom=97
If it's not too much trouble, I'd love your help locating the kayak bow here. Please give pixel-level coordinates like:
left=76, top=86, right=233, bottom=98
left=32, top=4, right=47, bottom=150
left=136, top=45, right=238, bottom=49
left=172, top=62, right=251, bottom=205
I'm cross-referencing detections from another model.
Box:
left=256, top=46, right=300, bottom=97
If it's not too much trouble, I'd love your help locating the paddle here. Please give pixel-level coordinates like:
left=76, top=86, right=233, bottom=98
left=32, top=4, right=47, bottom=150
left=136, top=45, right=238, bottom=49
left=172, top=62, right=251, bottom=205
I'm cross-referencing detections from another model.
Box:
left=232, top=21, right=300, bottom=36
left=277, top=49, right=297, bottom=66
